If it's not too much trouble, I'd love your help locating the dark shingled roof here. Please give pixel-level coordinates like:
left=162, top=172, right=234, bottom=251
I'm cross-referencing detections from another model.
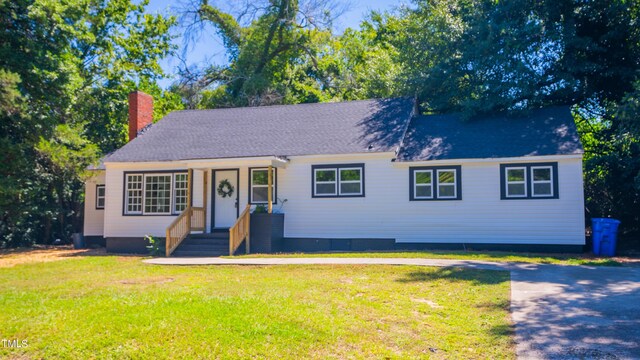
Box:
left=396, top=106, right=583, bottom=161
left=105, top=97, right=416, bottom=163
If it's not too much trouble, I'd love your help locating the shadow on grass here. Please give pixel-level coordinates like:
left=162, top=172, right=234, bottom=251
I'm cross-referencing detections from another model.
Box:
left=60, top=248, right=145, bottom=258
left=395, top=267, right=510, bottom=285
left=243, top=250, right=630, bottom=266
left=476, top=298, right=511, bottom=311
left=489, top=323, right=516, bottom=339
left=576, top=259, right=623, bottom=267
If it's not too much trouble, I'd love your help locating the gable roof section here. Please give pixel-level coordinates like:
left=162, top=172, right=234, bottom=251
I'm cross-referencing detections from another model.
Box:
left=105, top=97, right=416, bottom=163
left=397, top=106, right=583, bottom=161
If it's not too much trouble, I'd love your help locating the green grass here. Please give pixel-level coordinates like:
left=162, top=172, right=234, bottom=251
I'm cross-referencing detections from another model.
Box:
left=0, top=256, right=514, bottom=359
left=230, top=250, right=623, bottom=266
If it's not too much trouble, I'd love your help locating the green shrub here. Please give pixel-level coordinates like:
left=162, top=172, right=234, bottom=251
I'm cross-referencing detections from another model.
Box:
left=252, top=204, right=268, bottom=214
left=145, top=235, right=165, bottom=257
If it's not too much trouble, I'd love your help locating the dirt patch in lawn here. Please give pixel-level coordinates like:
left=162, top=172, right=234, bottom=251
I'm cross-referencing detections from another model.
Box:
left=411, top=297, right=443, bottom=308
left=613, top=256, right=640, bottom=267
left=0, top=246, right=108, bottom=268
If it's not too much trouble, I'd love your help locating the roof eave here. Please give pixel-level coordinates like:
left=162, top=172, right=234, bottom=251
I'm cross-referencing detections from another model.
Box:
left=393, top=153, right=584, bottom=165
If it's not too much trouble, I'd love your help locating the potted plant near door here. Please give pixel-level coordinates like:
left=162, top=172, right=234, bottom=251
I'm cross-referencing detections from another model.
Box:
left=250, top=200, right=286, bottom=253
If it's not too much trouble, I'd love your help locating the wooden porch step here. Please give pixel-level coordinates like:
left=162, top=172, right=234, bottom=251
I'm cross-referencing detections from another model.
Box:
left=172, top=232, right=230, bottom=257
left=189, top=232, right=229, bottom=240
left=182, top=238, right=227, bottom=246
left=171, top=250, right=228, bottom=257
left=176, top=244, right=228, bottom=251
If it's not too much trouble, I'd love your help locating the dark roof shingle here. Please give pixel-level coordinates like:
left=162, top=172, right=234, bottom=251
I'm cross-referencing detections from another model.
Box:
left=397, top=106, right=583, bottom=161
left=105, top=97, right=415, bottom=163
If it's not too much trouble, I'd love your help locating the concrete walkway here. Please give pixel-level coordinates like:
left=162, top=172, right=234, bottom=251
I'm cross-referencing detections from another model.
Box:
left=144, top=257, right=640, bottom=359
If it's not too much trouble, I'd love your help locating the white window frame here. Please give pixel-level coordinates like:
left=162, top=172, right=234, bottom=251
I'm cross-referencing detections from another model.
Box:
left=124, top=174, right=143, bottom=215
left=96, top=185, right=105, bottom=209
left=313, top=168, right=337, bottom=196
left=531, top=166, right=554, bottom=197
left=413, top=170, right=434, bottom=199
left=436, top=169, right=457, bottom=199
left=410, top=166, right=461, bottom=201
left=338, top=167, right=363, bottom=196
left=172, top=172, right=188, bottom=214
left=505, top=166, right=528, bottom=198
left=142, top=174, right=173, bottom=215
left=250, top=168, right=276, bottom=204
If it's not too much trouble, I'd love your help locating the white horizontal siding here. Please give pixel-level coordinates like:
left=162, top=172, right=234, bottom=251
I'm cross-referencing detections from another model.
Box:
left=279, top=153, right=585, bottom=245
left=103, top=163, right=251, bottom=237
left=83, top=171, right=105, bottom=236
left=101, top=153, right=585, bottom=245
left=103, top=164, right=187, bottom=238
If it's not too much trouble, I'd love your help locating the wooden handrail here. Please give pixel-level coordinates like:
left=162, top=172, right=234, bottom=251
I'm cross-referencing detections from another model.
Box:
left=191, top=207, right=205, bottom=231
left=165, top=206, right=205, bottom=256
left=229, top=204, right=251, bottom=256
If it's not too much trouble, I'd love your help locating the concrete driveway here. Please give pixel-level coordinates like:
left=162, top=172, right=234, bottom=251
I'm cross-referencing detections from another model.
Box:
left=511, top=264, right=640, bottom=359
left=145, top=257, right=640, bottom=359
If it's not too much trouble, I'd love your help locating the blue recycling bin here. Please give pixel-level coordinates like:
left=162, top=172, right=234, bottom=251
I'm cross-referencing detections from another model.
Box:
left=591, top=218, right=621, bottom=256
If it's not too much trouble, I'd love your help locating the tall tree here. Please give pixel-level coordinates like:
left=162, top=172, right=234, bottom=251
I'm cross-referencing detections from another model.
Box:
left=177, top=0, right=348, bottom=107
left=310, top=12, right=403, bottom=101
left=0, top=0, right=179, bottom=246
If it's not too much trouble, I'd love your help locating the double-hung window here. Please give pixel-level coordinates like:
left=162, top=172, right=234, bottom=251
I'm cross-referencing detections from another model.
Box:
left=249, top=168, right=276, bottom=204
left=312, top=164, right=364, bottom=197
left=96, top=185, right=105, bottom=209
left=413, top=170, right=433, bottom=199
left=505, top=167, right=527, bottom=198
left=500, top=163, right=558, bottom=199
left=144, top=174, right=172, bottom=214
left=339, top=168, right=363, bottom=196
left=437, top=169, right=457, bottom=198
left=314, top=168, right=337, bottom=196
left=124, top=171, right=189, bottom=215
left=125, top=174, right=143, bottom=214
left=410, top=166, right=462, bottom=201
left=173, top=173, right=188, bottom=213
left=531, top=166, right=554, bottom=197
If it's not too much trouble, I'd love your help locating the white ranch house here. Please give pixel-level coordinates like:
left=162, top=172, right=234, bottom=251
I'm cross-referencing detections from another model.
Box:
left=84, top=92, right=585, bottom=256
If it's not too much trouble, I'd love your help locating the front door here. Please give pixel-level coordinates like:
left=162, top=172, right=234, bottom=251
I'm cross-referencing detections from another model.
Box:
left=213, top=169, right=239, bottom=228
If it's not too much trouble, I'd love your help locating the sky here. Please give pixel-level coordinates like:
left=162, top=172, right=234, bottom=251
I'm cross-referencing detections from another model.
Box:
left=145, top=0, right=400, bottom=88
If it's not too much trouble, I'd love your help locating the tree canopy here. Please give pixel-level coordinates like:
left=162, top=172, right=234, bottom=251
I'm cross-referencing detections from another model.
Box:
left=392, top=0, right=640, bottom=116
left=174, top=0, right=401, bottom=107
left=0, top=0, right=181, bottom=246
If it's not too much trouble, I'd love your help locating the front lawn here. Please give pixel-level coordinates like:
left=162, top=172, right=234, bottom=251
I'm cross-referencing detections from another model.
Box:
left=232, top=250, right=623, bottom=266
left=0, top=254, right=513, bottom=359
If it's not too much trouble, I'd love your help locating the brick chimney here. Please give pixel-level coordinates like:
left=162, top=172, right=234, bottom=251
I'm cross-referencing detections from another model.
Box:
left=128, top=91, right=153, bottom=141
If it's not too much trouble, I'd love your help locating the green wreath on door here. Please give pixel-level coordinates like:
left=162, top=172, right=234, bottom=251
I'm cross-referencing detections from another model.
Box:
left=217, top=179, right=234, bottom=198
